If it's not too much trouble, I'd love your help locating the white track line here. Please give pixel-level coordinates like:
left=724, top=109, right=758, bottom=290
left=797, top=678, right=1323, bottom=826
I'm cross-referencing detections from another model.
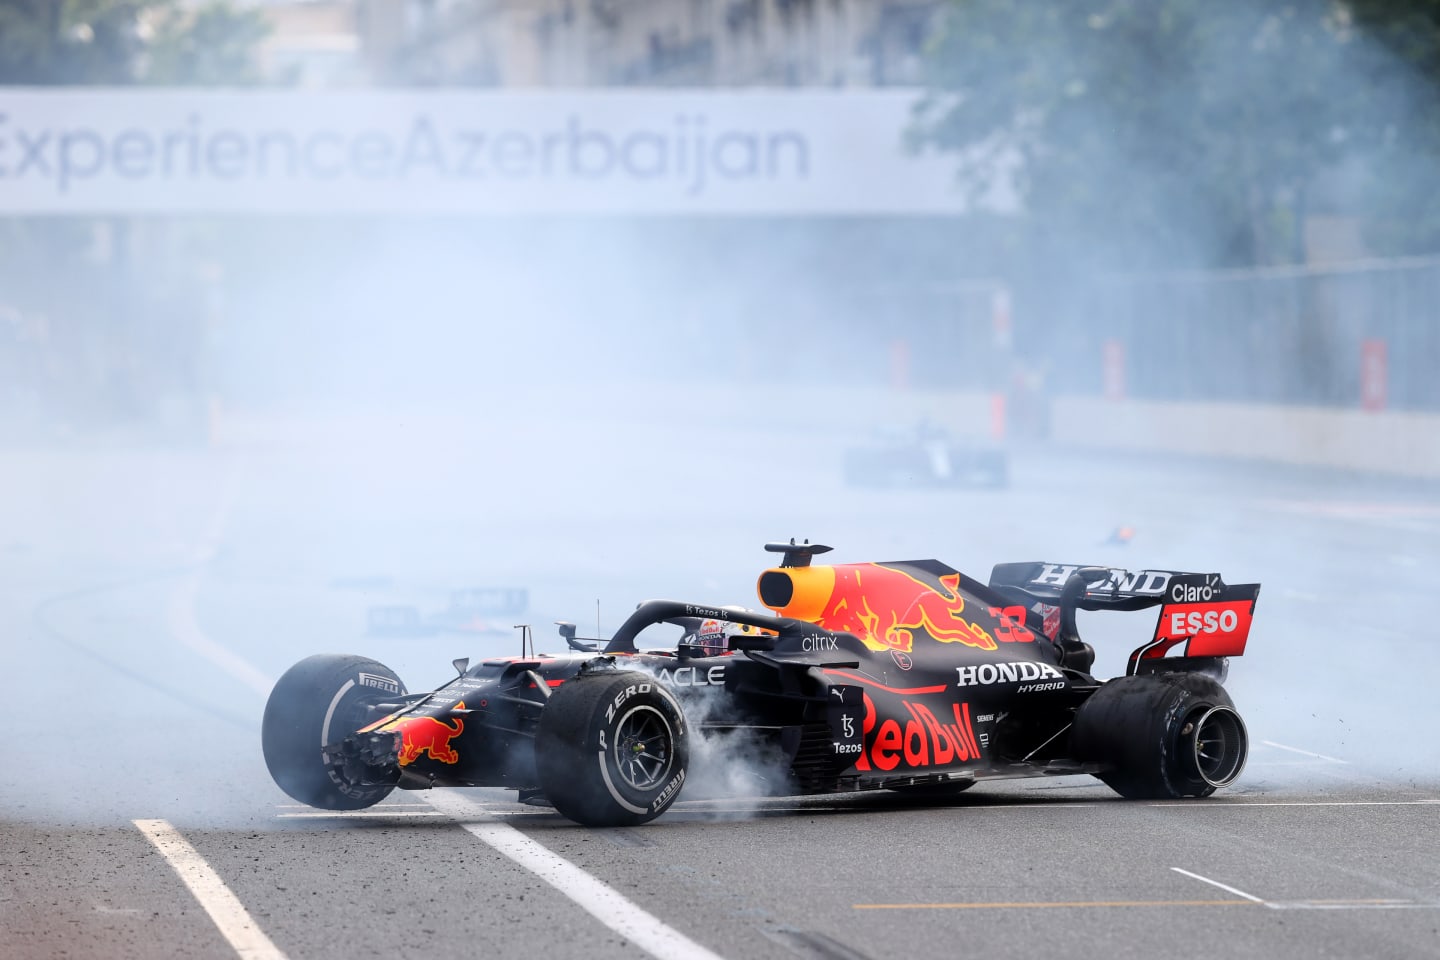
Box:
left=166, top=573, right=274, bottom=697
left=1151, top=800, right=1440, bottom=807
left=1170, top=867, right=1272, bottom=909
left=134, top=819, right=288, bottom=960
left=906, top=799, right=1440, bottom=811
left=1261, top=740, right=1348, bottom=764
left=275, top=803, right=435, bottom=810
left=276, top=810, right=445, bottom=819
left=1269, top=901, right=1435, bottom=911
left=425, top=791, right=727, bottom=960
left=164, top=464, right=276, bottom=698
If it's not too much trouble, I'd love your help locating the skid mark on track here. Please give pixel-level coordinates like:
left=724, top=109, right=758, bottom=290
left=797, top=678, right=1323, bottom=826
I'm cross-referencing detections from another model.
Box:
left=591, top=827, right=656, bottom=848
left=762, top=926, right=875, bottom=960
left=134, top=819, right=288, bottom=960
left=425, top=791, right=728, bottom=960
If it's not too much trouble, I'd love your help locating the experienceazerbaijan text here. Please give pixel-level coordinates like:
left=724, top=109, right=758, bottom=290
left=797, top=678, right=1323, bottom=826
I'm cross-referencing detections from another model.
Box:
left=0, top=112, right=812, bottom=195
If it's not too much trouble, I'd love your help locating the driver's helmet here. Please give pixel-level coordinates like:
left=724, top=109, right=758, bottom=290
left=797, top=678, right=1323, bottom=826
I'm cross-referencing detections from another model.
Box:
left=689, top=618, right=733, bottom=657
left=680, top=612, right=765, bottom=657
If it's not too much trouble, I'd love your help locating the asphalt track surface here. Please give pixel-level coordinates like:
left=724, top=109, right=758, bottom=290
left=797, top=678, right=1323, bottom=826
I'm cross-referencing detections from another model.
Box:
left=4, top=412, right=1440, bottom=960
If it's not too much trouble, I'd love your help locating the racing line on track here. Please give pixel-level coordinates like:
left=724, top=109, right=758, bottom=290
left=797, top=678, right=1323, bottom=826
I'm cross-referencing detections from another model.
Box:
left=134, top=819, right=290, bottom=960
left=424, top=790, right=729, bottom=960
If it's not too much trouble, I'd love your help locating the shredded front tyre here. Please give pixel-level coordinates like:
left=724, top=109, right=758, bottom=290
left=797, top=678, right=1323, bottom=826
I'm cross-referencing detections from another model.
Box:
left=535, top=670, right=690, bottom=827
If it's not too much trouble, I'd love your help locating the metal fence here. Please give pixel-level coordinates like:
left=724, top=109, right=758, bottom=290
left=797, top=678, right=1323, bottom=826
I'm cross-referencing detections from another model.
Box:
left=1050, top=257, right=1440, bottom=412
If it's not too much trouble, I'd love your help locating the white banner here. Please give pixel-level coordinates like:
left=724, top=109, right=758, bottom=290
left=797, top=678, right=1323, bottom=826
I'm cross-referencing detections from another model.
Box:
left=0, top=88, right=974, bottom=216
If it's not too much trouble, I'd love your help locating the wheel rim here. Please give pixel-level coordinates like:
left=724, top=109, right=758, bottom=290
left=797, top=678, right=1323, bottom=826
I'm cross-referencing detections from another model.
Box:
left=612, top=705, right=674, bottom=791
left=1188, top=705, right=1248, bottom=787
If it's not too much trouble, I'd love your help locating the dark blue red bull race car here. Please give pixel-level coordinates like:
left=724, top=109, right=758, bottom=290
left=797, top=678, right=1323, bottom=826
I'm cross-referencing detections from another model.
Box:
left=262, top=541, right=1261, bottom=826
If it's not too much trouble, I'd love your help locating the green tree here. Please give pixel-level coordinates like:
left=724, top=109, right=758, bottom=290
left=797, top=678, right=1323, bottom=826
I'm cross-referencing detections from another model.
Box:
left=1340, top=0, right=1440, bottom=253
left=144, top=1, right=271, bottom=86
left=913, top=0, right=1436, bottom=269
left=0, top=0, right=269, bottom=434
left=0, top=0, right=269, bottom=86
left=0, top=0, right=145, bottom=84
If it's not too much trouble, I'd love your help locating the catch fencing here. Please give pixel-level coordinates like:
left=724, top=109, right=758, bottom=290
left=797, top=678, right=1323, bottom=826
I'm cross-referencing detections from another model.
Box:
left=1049, top=256, right=1440, bottom=412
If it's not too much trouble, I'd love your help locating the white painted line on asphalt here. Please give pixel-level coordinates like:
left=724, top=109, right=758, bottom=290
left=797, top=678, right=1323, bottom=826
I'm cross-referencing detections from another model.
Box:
left=1268, top=901, right=1438, bottom=911
left=134, top=819, right=288, bottom=960
left=1151, top=800, right=1440, bottom=807
left=1245, top=760, right=1348, bottom=768
left=854, top=897, right=1434, bottom=911
left=166, top=573, right=274, bottom=697
left=276, top=810, right=445, bottom=819
left=1170, top=867, right=1272, bottom=909
left=823, top=798, right=1440, bottom=812
left=1260, top=740, right=1347, bottom=764
left=426, top=791, right=728, bottom=960
left=274, top=803, right=435, bottom=810
left=165, top=463, right=277, bottom=699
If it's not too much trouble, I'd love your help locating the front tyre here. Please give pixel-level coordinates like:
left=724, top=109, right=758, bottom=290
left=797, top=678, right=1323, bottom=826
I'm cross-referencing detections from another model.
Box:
left=1072, top=673, right=1248, bottom=799
left=262, top=654, right=405, bottom=810
left=536, top=671, right=689, bottom=827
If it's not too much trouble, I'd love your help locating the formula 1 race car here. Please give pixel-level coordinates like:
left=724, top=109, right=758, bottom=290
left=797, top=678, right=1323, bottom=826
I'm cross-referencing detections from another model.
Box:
left=262, top=542, right=1260, bottom=826
left=843, top=422, right=1007, bottom=489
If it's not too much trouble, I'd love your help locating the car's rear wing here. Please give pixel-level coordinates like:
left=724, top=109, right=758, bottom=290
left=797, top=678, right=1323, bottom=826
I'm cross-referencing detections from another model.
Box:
left=988, top=562, right=1261, bottom=676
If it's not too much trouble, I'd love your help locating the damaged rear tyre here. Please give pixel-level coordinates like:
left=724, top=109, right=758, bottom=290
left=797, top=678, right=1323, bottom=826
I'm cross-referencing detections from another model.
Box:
left=262, top=654, right=405, bottom=810
left=1072, top=673, right=1248, bottom=799
left=536, top=670, right=689, bottom=827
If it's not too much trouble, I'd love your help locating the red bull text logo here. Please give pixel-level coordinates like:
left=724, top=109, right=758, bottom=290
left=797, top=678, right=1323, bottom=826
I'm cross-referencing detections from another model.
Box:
left=382, top=716, right=464, bottom=766
left=853, top=692, right=982, bottom=772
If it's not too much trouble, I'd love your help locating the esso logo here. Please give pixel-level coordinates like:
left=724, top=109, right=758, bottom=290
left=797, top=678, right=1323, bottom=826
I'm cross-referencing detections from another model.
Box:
left=1168, top=609, right=1238, bottom=635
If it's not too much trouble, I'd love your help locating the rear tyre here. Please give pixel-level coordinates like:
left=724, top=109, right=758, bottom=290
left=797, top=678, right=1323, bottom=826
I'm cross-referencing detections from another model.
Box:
left=536, top=671, right=690, bottom=827
left=262, top=654, right=405, bottom=810
left=1072, top=673, right=1247, bottom=799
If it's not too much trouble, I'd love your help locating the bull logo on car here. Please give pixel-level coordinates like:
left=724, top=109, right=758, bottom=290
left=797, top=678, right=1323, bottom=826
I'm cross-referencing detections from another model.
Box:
left=382, top=716, right=465, bottom=765
left=813, top=565, right=999, bottom=653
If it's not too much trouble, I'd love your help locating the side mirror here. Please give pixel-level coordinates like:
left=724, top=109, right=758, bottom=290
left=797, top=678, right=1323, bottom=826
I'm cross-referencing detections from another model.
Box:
left=556, top=621, right=599, bottom=653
